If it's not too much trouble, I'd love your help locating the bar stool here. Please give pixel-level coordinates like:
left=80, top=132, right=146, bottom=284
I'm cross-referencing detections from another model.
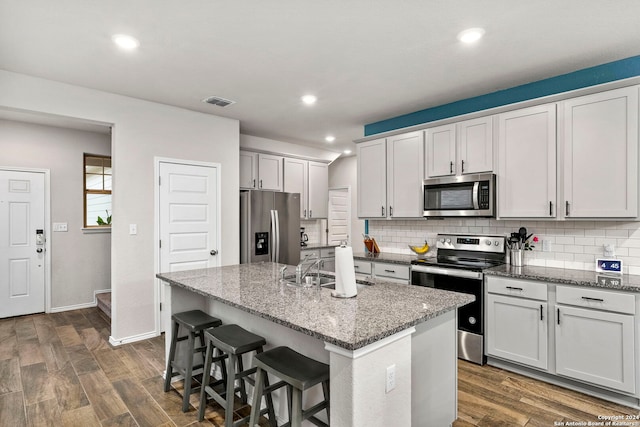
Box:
left=164, top=310, right=222, bottom=412
left=198, top=324, right=276, bottom=427
left=249, top=346, right=330, bottom=427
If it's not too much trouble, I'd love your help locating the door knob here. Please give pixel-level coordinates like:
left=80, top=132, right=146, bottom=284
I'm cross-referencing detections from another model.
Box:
left=210, top=250, right=218, bottom=256
left=36, top=248, right=43, bottom=253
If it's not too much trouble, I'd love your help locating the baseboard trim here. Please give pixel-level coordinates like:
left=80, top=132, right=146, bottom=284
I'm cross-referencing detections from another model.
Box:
left=109, top=331, right=159, bottom=347
left=49, top=289, right=111, bottom=313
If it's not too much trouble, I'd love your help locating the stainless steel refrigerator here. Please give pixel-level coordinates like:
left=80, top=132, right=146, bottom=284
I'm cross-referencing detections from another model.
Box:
left=240, top=190, right=300, bottom=265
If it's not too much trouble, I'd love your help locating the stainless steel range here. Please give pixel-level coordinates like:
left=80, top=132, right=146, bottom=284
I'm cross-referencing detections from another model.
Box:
left=411, top=233, right=506, bottom=365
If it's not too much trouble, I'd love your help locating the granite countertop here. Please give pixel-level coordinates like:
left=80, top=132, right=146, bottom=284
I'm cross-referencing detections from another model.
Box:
left=301, top=245, right=336, bottom=251
left=485, top=264, right=640, bottom=292
left=352, top=252, right=432, bottom=265
left=156, top=262, right=473, bottom=350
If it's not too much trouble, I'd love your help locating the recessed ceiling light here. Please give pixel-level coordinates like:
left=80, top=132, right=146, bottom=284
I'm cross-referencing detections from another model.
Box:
left=112, top=34, right=140, bottom=50
left=301, top=95, right=317, bottom=105
left=343, top=149, right=352, bottom=155
left=457, top=28, right=485, bottom=44
left=325, top=136, right=335, bottom=143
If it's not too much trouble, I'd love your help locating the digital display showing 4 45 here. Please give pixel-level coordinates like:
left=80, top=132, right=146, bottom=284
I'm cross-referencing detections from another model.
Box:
left=596, top=259, right=623, bottom=274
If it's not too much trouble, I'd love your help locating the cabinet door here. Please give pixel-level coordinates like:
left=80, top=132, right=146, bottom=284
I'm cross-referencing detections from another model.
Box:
left=458, top=116, right=493, bottom=175
left=563, top=86, right=638, bottom=218
left=426, top=124, right=456, bottom=177
left=357, top=139, right=387, bottom=218
left=497, top=104, right=557, bottom=218
left=486, top=294, right=548, bottom=370
left=556, top=305, right=635, bottom=394
left=284, top=158, right=308, bottom=218
left=387, top=131, right=424, bottom=218
left=308, top=161, right=329, bottom=218
left=258, top=154, right=283, bottom=191
left=239, top=151, right=257, bottom=189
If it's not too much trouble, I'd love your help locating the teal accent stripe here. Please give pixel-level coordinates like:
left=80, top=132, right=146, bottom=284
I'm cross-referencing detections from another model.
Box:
left=364, top=55, right=640, bottom=136
left=364, top=219, right=368, bottom=235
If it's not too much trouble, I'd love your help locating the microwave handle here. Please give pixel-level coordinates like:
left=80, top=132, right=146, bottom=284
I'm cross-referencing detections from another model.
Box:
left=472, top=181, right=480, bottom=209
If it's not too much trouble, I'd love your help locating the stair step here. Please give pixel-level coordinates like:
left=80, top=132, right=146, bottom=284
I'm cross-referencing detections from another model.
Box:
left=96, top=292, right=111, bottom=319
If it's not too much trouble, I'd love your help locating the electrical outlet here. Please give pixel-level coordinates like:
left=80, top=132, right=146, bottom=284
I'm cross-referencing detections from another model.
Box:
left=129, top=224, right=137, bottom=235
left=53, top=222, right=68, bottom=232
left=386, top=364, right=396, bottom=393
left=604, top=244, right=615, bottom=257
left=542, top=240, right=551, bottom=252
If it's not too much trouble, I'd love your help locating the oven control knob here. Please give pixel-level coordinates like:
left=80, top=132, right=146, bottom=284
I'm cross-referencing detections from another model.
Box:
left=484, top=239, right=491, bottom=245
left=445, top=238, right=451, bottom=244
left=468, top=317, right=477, bottom=325
left=494, top=240, right=500, bottom=246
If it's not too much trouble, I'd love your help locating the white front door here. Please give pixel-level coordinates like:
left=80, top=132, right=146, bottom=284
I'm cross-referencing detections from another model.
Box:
left=0, top=170, right=46, bottom=318
left=158, top=161, right=220, bottom=330
left=328, top=187, right=351, bottom=246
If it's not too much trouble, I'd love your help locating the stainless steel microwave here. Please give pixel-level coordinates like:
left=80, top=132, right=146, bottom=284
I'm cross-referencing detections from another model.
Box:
left=423, top=173, right=496, bottom=217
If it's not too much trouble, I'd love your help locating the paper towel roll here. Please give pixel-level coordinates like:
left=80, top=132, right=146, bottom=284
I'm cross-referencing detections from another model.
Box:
left=334, top=245, right=357, bottom=298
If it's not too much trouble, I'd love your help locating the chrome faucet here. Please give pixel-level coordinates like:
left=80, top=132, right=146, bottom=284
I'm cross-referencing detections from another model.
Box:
left=295, top=253, right=323, bottom=285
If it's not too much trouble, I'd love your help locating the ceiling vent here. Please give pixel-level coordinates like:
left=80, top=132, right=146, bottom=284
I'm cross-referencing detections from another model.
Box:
left=202, top=96, right=236, bottom=107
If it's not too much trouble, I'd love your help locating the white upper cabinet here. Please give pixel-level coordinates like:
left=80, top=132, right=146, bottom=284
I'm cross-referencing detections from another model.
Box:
left=284, top=159, right=328, bottom=219
left=241, top=151, right=284, bottom=191
left=257, top=153, right=284, bottom=191
left=308, top=161, right=329, bottom=218
left=283, top=158, right=308, bottom=217
left=239, top=150, right=258, bottom=189
left=426, top=124, right=456, bottom=177
left=497, top=104, right=557, bottom=218
left=357, top=138, right=387, bottom=218
left=562, top=86, right=639, bottom=218
left=426, top=116, right=493, bottom=178
left=387, top=131, right=424, bottom=218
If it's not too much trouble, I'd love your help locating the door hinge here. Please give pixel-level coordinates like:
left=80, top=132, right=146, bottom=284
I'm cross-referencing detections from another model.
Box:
left=159, top=302, right=162, bottom=311
left=159, top=176, right=161, bottom=186
left=159, top=240, right=162, bottom=248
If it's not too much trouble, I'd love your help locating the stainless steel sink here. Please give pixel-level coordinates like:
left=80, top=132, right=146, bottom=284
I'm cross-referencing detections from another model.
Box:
left=320, top=282, right=369, bottom=291
left=281, top=274, right=371, bottom=290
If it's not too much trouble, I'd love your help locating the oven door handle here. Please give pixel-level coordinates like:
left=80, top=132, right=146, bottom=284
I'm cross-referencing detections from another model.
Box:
left=411, top=265, right=483, bottom=280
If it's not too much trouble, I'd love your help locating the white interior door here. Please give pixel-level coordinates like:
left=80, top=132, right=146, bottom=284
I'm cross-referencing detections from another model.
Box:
left=328, top=187, right=351, bottom=246
left=158, top=161, right=220, bottom=331
left=0, top=170, right=46, bottom=318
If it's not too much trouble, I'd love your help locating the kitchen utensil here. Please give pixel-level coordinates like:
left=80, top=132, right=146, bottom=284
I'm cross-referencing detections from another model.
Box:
left=519, top=227, right=527, bottom=242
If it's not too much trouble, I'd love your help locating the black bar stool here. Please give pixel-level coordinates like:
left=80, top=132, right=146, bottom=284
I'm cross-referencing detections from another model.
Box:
left=198, top=324, right=276, bottom=427
left=164, top=310, right=222, bottom=412
left=249, top=346, right=330, bottom=427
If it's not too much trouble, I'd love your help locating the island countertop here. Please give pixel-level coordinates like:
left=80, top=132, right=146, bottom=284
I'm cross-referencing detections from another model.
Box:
left=156, top=262, right=473, bottom=350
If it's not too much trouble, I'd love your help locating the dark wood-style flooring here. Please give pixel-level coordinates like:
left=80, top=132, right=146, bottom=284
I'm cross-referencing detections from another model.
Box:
left=1, top=308, right=638, bottom=426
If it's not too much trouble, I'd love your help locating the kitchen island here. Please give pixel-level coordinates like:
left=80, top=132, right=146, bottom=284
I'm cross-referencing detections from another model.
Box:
left=157, top=262, right=473, bottom=426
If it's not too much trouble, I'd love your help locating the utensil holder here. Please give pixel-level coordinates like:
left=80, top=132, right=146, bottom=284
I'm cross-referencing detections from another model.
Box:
left=510, top=249, right=523, bottom=267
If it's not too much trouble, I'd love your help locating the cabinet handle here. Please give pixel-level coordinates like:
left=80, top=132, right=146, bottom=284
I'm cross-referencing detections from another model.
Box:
left=382, top=206, right=385, bottom=216
left=450, top=161, right=453, bottom=174
left=581, top=296, right=604, bottom=302
left=384, top=269, right=396, bottom=273
left=389, top=206, right=393, bottom=217
left=557, top=308, right=560, bottom=325
left=565, top=201, right=570, bottom=216
left=309, top=210, right=312, bottom=218
left=354, top=265, right=360, bottom=269
left=540, top=305, right=544, bottom=321
left=549, top=201, right=553, bottom=216
left=303, top=209, right=306, bottom=218
left=260, top=179, right=263, bottom=188
left=506, top=286, right=523, bottom=291
left=461, top=160, right=465, bottom=173
left=253, top=179, right=256, bottom=188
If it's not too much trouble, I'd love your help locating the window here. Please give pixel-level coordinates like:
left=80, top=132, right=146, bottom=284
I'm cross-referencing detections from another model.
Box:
left=84, top=154, right=112, bottom=227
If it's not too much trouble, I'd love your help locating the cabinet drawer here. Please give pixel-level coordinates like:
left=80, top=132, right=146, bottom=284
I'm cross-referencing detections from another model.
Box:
left=486, top=276, right=548, bottom=301
left=320, top=247, right=336, bottom=258
left=373, top=262, right=410, bottom=280
left=353, top=260, right=372, bottom=275
left=300, top=250, right=319, bottom=260
left=556, top=285, right=635, bottom=315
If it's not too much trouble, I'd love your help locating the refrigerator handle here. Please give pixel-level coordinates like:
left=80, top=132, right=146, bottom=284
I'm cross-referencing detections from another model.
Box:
left=273, top=210, right=280, bottom=263
left=269, top=210, right=276, bottom=262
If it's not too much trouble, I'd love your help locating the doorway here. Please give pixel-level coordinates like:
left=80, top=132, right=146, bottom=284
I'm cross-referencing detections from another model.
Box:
left=0, top=168, right=50, bottom=318
left=155, top=159, right=221, bottom=333
left=327, top=187, right=351, bottom=246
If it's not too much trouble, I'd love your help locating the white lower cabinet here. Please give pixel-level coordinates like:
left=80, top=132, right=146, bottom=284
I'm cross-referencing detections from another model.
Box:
left=487, top=294, right=548, bottom=370
left=555, top=286, right=636, bottom=394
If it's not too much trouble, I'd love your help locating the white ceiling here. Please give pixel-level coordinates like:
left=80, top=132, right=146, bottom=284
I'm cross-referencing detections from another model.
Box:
left=1, top=1, right=640, bottom=154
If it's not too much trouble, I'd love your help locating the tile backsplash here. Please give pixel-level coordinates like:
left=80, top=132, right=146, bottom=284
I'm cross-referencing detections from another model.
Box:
left=301, top=219, right=324, bottom=246
left=368, top=218, right=640, bottom=275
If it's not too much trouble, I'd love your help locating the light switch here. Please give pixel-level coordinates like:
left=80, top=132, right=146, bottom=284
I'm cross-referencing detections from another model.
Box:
left=53, top=223, right=68, bottom=232
left=129, top=224, right=137, bottom=235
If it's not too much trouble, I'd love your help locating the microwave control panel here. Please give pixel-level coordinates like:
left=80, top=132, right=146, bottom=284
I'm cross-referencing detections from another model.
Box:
left=479, top=181, right=490, bottom=209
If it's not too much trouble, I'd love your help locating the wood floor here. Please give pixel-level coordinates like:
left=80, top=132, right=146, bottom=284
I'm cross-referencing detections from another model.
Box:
left=1, top=308, right=639, bottom=427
